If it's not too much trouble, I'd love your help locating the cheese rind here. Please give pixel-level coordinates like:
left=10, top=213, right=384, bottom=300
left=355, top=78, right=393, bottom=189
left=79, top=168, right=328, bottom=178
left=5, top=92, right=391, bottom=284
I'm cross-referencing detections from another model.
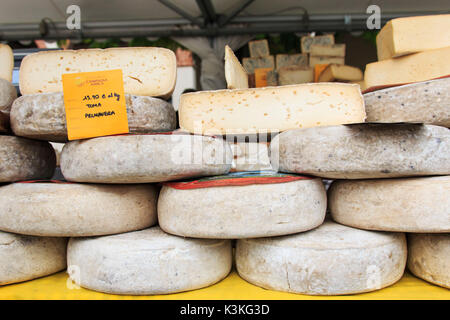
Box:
left=329, top=176, right=450, bottom=232
left=179, top=83, right=366, bottom=135
left=236, top=220, right=407, bottom=295
left=0, top=183, right=158, bottom=237
left=364, top=77, right=450, bottom=127
left=158, top=178, right=327, bottom=238
left=224, top=45, right=248, bottom=89
left=0, top=136, right=56, bottom=182
left=271, top=124, right=450, bottom=179
left=278, top=67, right=314, bottom=85
left=301, top=34, right=335, bottom=53
left=0, top=44, right=13, bottom=82
left=309, top=55, right=344, bottom=67
left=19, top=47, right=177, bottom=98
left=0, top=78, right=17, bottom=113
left=0, top=231, right=67, bottom=285
left=310, top=44, right=346, bottom=57
left=60, top=134, right=232, bottom=183
left=377, top=15, right=450, bottom=60
left=365, top=47, right=450, bottom=88
left=318, top=64, right=363, bottom=82
left=407, top=234, right=450, bottom=289
left=11, top=93, right=176, bottom=142
left=249, top=39, right=270, bottom=58
left=67, top=227, right=232, bottom=295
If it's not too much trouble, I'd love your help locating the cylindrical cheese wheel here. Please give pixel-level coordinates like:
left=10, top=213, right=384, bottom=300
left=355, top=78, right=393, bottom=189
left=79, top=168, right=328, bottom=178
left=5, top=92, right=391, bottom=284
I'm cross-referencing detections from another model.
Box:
left=0, top=183, right=157, bottom=237
left=236, top=220, right=407, bottom=295
left=67, top=227, right=232, bottom=295
left=60, top=134, right=232, bottom=183
left=0, top=78, right=17, bottom=114
left=158, top=178, right=326, bottom=238
left=271, top=124, right=450, bottom=179
left=0, top=136, right=56, bottom=182
left=11, top=93, right=176, bottom=142
left=0, top=231, right=67, bottom=285
left=407, top=234, right=449, bottom=288
left=364, top=77, right=450, bottom=127
left=329, top=176, right=450, bottom=232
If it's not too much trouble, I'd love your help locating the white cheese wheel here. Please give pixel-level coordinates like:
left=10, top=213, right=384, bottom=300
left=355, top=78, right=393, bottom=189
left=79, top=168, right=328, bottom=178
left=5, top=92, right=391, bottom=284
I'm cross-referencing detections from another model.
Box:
left=11, top=93, right=176, bottom=142
left=407, top=234, right=449, bottom=288
left=0, top=78, right=17, bottom=114
left=0, top=183, right=157, bottom=237
left=0, top=231, right=67, bottom=285
left=329, top=176, right=450, bottom=233
left=67, top=227, right=232, bottom=295
left=271, top=124, right=450, bottom=179
left=60, top=134, right=232, bottom=183
left=19, top=47, right=176, bottom=98
left=364, top=77, right=450, bottom=127
left=236, top=220, right=407, bottom=295
left=0, top=136, right=56, bottom=182
left=158, top=177, right=326, bottom=238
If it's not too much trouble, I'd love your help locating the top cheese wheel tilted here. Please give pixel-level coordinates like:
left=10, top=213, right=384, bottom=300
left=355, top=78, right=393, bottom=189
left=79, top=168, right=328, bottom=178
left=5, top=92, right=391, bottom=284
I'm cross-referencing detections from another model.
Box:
left=179, top=83, right=366, bottom=135
left=377, top=14, right=450, bottom=60
left=19, top=47, right=177, bottom=98
left=365, top=46, right=450, bottom=88
left=0, top=44, right=13, bottom=82
left=271, top=124, right=450, bottom=179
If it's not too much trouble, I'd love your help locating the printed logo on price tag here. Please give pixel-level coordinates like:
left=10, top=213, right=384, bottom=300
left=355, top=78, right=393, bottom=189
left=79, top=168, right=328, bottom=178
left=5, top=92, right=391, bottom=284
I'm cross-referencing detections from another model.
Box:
left=62, top=69, right=129, bottom=140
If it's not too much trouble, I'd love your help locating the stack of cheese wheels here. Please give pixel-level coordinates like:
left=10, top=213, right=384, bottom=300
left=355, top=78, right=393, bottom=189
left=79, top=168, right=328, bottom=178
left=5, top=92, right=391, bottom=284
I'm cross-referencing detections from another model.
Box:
left=0, top=44, right=16, bottom=132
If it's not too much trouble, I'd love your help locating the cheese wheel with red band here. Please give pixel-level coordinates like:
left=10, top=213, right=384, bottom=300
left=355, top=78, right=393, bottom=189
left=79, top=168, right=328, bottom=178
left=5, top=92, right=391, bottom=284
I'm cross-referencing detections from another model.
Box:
left=60, top=134, right=232, bottom=183
left=0, top=136, right=56, bottom=182
left=271, top=124, right=450, bottom=179
left=158, top=172, right=327, bottom=238
left=67, top=227, right=232, bottom=295
left=0, top=231, right=67, bottom=285
left=329, top=176, right=450, bottom=233
left=236, top=220, right=407, bottom=295
left=407, top=234, right=450, bottom=288
left=11, top=93, right=176, bottom=142
left=0, top=182, right=157, bottom=237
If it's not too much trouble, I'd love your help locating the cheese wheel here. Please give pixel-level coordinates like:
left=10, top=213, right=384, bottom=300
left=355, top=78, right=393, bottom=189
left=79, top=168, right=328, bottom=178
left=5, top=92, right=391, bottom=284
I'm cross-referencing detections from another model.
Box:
left=0, top=231, right=67, bottom=285
left=0, top=44, right=13, bottom=82
left=67, top=227, right=232, bottom=295
left=60, top=134, right=232, bottom=183
left=329, top=176, right=450, bottom=233
left=236, top=220, right=407, bottom=295
left=364, top=77, right=450, bottom=127
left=0, top=183, right=157, bottom=237
left=0, top=78, right=17, bottom=114
left=407, top=234, right=450, bottom=288
left=19, top=47, right=177, bottom=98
left=11, top=93, right=176, bottom=142
left=158, top=177, right=326, bottom=238
left=271, top=124, right=450, bottom=179
left=0, top=136, right=56, bottom=182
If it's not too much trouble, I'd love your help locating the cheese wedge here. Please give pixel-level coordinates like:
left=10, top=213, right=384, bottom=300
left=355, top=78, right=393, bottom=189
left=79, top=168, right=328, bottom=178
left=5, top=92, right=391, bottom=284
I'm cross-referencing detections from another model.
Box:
left=301, top=34, right=334, bottom=53
left=377, top=14, right=450, bottom=60
left=19, top=47, right=177, bottom=98
left=224, top=45, right=248, bottom=89
left=0, top=44, right=13, bottom=82
left=310, top=44, right=346, bottom=57
left=318, top=64, right=363, bottom=82
left=365, top=47, right=450, bottom=88
left=309, top=55, right=344, bottom=67
left=248, top=39, right=270, bottom=58
left=179, top=83, right=366, bottom=135
left=278, top=66, right=314, bottom=85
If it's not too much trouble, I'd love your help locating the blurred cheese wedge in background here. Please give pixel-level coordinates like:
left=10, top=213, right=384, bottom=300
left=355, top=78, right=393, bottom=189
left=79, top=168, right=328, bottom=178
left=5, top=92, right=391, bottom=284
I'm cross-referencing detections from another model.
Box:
left=377, top=14, right=450, bottom=60
left=0, top=44, right=13, bottom=82
left=318, top=64, right=363, bottom=82
left=224, top=45, right=248, bottom=89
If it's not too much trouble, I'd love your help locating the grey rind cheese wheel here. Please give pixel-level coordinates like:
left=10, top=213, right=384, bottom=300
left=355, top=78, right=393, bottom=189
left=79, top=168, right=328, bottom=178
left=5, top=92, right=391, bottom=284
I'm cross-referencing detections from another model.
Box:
left=158, top=178, right=327, bottom=239
left=10, top=93, right=176, bottom=142
left=329, top=176, right=450, bottom=233
left=0, top=78, right=17, bottom=114
left=364, top=77, right=450, bottom=127
left=407, top=234, right=450, bottom=288
left=67, top=227, right=232, bottom=295
left=0, top=231, right=67, bottom=285
left=236, top=220, right=407, bottom=295
left=0, top=183, right=157, bottom=237
left=271, top=124, right=450, bottom=179
left=0, top=136, right=56, bottom=182
left=61, top=134, right=232, bottom=183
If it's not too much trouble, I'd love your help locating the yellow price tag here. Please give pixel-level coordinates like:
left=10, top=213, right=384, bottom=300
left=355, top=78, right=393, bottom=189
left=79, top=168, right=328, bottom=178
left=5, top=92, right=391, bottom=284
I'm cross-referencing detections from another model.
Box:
left=62, top=69, right=129, bottom=140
